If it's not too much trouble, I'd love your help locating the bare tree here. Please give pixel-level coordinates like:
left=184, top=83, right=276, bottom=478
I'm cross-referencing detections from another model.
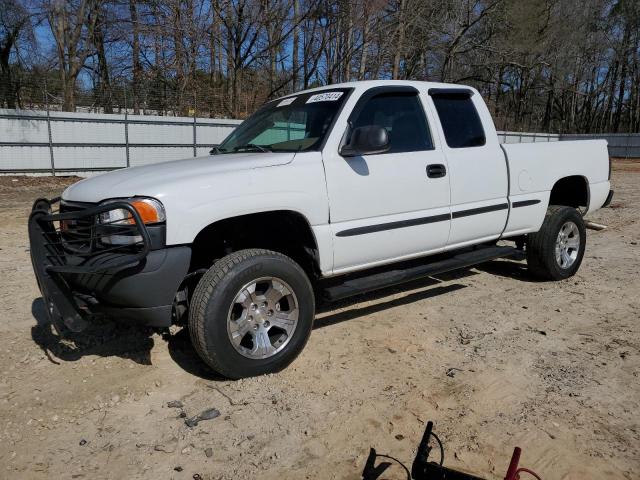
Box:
left=129, top=0, right=142, bottom=113
left=292, top=0, right=299, bottom=89
left=0, top=0, right=35, bottom=108
left=3, top=0, right=638, bottom=132
left=45, top=0, right=100, bottom=111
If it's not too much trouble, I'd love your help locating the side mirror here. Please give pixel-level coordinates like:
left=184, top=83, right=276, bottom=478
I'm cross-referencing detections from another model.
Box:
left=340, top=125, right=390, bottom=157
left=209, top=144, right=221, bottom=155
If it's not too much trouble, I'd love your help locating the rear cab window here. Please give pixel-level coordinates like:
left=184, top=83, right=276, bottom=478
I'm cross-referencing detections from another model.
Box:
left=430, top=90, right=486, bottom=148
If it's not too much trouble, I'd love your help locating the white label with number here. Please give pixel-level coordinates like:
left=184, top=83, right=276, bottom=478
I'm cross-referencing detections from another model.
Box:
left=306, top=92, right=344, bottom=103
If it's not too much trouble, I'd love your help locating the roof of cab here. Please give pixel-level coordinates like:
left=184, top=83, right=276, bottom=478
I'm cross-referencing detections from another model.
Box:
left=277, top=79, right=474, bottom=101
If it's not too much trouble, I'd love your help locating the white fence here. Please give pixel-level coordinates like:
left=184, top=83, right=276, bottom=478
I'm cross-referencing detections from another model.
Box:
left=0, top=109, right=241, bottom=174
left=498, top=131, right=640, bottom=157
left=0, top=108, right=636, bottom=175
left=559, top=133, right=640, bottom=158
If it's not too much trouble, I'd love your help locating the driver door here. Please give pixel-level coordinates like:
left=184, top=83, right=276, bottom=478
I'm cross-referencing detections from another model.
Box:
left=323, top=87, right=451, bottom=274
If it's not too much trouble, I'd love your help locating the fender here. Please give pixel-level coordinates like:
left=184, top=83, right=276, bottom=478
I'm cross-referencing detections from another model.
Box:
left=163, top=152, right=334, bottom=273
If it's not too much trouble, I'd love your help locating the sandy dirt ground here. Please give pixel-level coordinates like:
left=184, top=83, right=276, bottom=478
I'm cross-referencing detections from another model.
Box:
left=0, top=164, right=638, bottom=480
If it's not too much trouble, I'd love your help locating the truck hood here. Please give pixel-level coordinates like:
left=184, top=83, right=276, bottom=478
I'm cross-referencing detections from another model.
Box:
left=62, top=152, right=295, bottom=203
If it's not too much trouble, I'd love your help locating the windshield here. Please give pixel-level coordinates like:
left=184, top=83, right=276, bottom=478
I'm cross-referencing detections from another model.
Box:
left=215, top=88, right=351, bottom=154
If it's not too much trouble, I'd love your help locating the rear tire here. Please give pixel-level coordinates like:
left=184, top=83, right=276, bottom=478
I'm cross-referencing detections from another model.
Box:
left=188, top=249, right=315, bottom=379
left=526, top=205, right=586, bottom=280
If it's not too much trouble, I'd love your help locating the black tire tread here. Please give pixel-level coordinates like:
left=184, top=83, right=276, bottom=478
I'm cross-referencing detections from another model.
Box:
left=526, top=205, right=585, bottom=280
left=526, top=205, right=563, bottom=278
left=188, top=248, right=307, bottom=376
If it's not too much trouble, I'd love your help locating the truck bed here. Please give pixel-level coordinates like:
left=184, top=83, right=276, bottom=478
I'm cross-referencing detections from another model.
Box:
left=501, top=139, right=610, bottom=238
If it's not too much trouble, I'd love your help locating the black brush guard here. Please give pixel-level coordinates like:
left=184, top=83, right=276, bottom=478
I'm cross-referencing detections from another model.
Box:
left=28, top=197, right=152, bottom=332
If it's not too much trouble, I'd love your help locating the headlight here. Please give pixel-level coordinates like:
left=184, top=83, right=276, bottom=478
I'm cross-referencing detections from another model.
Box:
left=98, top=197, right=166, bottom=225
left=98, top=197, right=165, bottom=246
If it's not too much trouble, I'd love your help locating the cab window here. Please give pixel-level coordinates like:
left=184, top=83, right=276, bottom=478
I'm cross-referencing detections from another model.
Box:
left=350, top=92, right=433, bottom=154
left=431, top=94, right=486, bottom=148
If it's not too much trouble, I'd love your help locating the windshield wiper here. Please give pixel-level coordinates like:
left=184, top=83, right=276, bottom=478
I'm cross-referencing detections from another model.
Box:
left=209, top=145, right=225, bottom=155
left=233, top=143, right=273, bottom=153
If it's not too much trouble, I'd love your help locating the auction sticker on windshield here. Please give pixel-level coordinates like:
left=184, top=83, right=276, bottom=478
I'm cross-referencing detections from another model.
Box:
left=306, top=92, right=344, bottom=103
left=277, top=97, right=297, bottom=107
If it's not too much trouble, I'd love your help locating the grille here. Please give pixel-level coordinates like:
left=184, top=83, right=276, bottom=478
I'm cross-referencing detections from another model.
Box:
left=59, top=201, right=97, bottom=253
left=30, top=199, right=152, bottom=274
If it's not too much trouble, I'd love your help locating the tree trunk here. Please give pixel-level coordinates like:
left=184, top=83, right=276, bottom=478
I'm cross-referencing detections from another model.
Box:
left=225, top=0, right=234, bottom=114
left=605, top=60, right=619, bottom=131
left=632, top=31, right=640, bottom=132
left=358, top=2, right=370, bottom=80
left=0, top=33, right=18, bottom=108
left=265, top=0, right=277, bottom=92
left=210, top=1, right=217, bottom=83
left=292, top=0, right=299, bottom=91
left=392, top=0, right=406, bottom=80
left=173, top=2, right=185, bottom=115
left=129, top=0, right=142, bottom=114
left=209, top=0, right=220, bottom=116
left=62, top=77, right=75, bottom=111
left=613, top=25, right=631, bottom=133
left=542, top=77, right=554, bottom=132
left=344, top=1, right=353, bottom=82
left=48, top=0, right=99, bottom=112
left=94, top=9, right=112, bottom=113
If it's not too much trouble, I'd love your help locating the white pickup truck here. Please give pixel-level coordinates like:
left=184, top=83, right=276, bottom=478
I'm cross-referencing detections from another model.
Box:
left=29, top=80, right=613, bottom=378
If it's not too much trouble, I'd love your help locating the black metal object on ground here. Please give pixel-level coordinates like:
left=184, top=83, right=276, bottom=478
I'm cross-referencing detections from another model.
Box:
left=363, top=420, right=542, bottom=480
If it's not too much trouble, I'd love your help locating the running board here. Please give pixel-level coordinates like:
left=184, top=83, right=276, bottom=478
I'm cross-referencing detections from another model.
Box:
left=323, top=246, right=524, bottom=301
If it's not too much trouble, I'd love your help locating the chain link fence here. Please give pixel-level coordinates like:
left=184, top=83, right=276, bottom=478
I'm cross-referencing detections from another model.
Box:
left=0, top=75, right=266, bottom=119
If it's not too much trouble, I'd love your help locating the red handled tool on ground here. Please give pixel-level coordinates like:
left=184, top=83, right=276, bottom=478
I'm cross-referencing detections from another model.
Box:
left=363, top=420, right=542, bottom=480
left=502, top=446, right=542, bottom=480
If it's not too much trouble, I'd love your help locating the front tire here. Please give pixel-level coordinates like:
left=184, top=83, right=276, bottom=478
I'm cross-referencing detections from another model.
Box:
left=526, top=205, right=586, bottom=280
left=188, top=249, right=315, bottom=379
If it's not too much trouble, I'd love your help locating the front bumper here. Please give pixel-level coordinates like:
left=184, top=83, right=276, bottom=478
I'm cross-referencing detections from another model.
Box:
left=28, top=198, right=190, bottom=331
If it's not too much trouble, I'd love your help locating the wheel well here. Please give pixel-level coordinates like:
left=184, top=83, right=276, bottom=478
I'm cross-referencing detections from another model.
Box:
left=549, top=176, right=589, bottom=211
left=189, top=211, right=320, bottom=279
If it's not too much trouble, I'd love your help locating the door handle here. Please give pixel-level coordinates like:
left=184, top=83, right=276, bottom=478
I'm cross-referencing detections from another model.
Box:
left=426, top=164, right=446, bottom=178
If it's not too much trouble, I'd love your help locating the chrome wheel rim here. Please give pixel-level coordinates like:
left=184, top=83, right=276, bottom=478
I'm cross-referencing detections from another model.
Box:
left=555, top=221, right=580, bottom=269
left=226, top=277, right=299, bottom=359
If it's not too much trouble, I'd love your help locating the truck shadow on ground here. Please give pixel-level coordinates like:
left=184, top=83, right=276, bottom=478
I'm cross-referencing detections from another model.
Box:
left=30, top=297, right=154, bottom=366
left=167, top=269, right=477, bottom=380
left=165, top=329, right=227, bottom=381
left=313, top=271, right=475, bottom=329
left=474, top=258, right=540, bottom=282
left=30, top=269, right=478, bottom=379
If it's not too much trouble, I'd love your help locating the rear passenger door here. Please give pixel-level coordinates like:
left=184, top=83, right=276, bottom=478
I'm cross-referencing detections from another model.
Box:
left=324, top=86, right=451, bottom=273
left=428, top=89, right=509, bottom=248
